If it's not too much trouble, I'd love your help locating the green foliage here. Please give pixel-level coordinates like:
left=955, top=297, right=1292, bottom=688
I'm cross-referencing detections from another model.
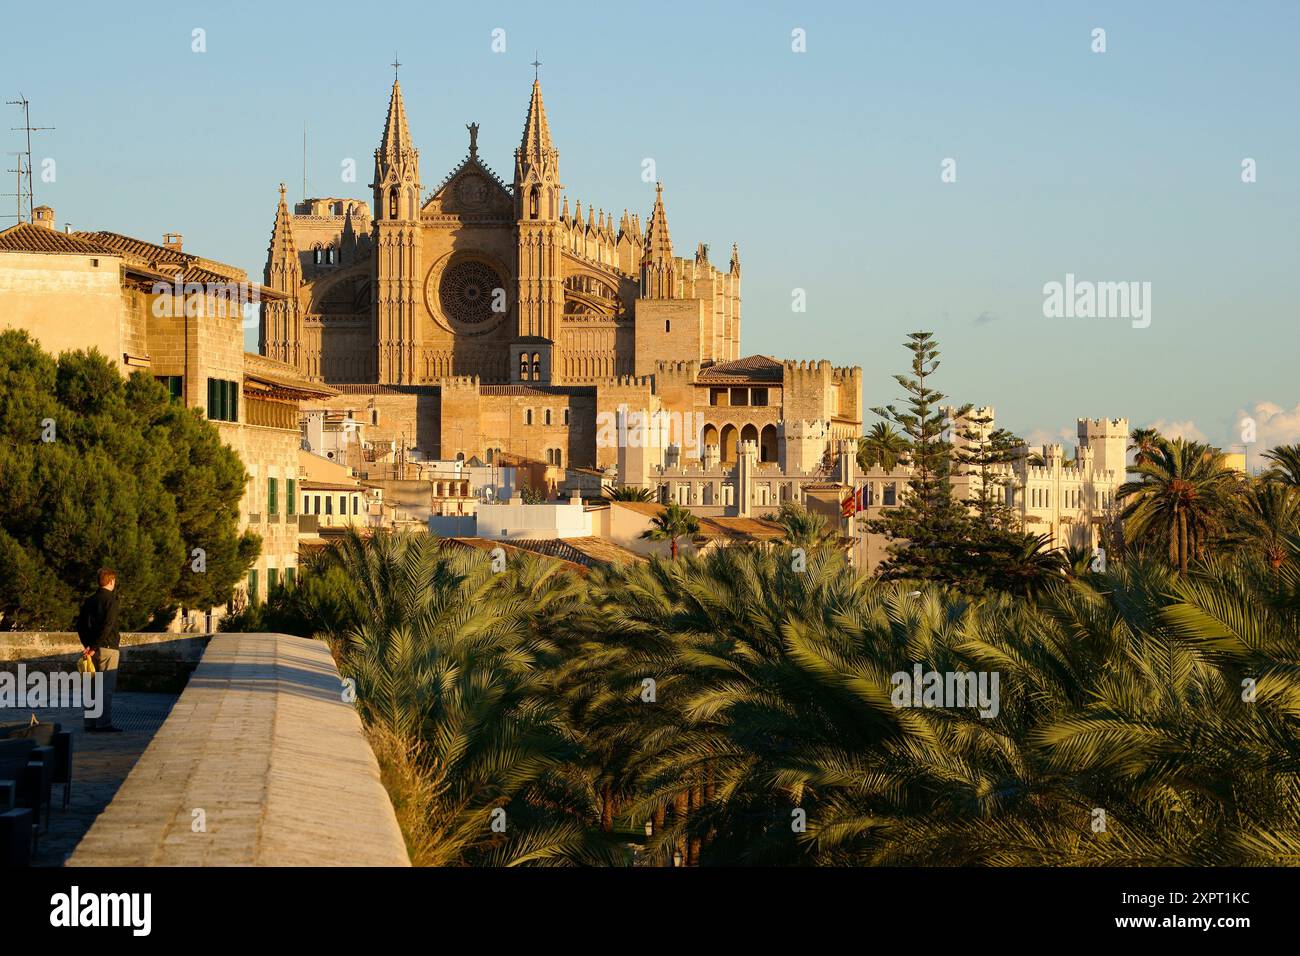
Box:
left=288, top=518, right=1300, bottom=866
left=1118, top=437, right=1242, bottom=574
left=603, top=485, right=657, bottom=502
left=640, top=501, right=700, bottom=558
left=0, top=331, right=256, bottom=629
left=856, top=421, right=907, bottom=474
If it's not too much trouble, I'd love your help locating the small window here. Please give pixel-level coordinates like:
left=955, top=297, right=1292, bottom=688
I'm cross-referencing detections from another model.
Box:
left=325, top=496, right=333, bottom=515
left=531, top=352, right=541, bottom=379
left=883, top=483, right=897, bottom=506
left=314, top=495, right=321, bottom=514
left=286, top=567, right=296, bottom=587
left=267, top=477, right=278, bottom=516
left=339, top=495, right=346, bottom=516
left=520, top=353, right=530, bottom=381
left=751, top=388, right=769, bottom=407
left=563, top=408, right=570, bottom=425
left=287, top=478, right=296, bottom=516
left=353, top=496, right=359, bottom=515
left=665, top=320, right=670, bottom=333
left=525, top=408, right=534, bottom=426
left=268, top=568, right=279, bottom=591
left=544, top=408, right=552, bottom=426
left=554, top=448, right=562, bottom=467
left=247, top=569, right=259, bottom=604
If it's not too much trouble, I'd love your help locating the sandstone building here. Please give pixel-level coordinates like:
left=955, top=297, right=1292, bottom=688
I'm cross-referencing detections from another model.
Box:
left=0, top=211, right=336, bottom=618
left=261, top=72, right=861, bottom=476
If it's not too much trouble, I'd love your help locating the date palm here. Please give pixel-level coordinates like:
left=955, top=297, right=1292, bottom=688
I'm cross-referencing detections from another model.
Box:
left=1264, top=444, right=1300, bottom=487
left=857, top=421, right=908, bottom=474
left=1128, top=427, right=1163, bottom=469
left=1118, top=439, right=1241, bottom=574
left=640, top=501, right=700, bottom=558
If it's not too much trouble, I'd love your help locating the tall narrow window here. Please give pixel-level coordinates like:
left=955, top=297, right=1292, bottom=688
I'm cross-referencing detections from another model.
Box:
left=532, top=352, right=541, bottom=379
left=287, top=479, right=296, bottom=516
left=520, top=353, right=530, bottom=381
left=268, top=477, right=278, bottom=516
left=389, top=188, right=398, bottom=218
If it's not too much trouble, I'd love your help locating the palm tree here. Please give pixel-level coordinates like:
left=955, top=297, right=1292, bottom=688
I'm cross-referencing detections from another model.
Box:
left=1236, top=480, right=1300, bottom=571
left=308, top=529, right=622, bottom=866
left=1128, top=427, right=1163, bottom=468
left=604, top=485, right=657, bottom=502
left=774, top=500, right=829, bottom=549
left=857, top=421, right=908, bottom=474
left=1263, top=444, right=1300, bottom=487
left=1118, top=439, right=1241, bottom=574
left=640, top=501, right=700, bottom=558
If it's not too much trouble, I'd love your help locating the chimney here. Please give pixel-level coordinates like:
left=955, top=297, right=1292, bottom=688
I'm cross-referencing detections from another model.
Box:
left=32, top=205, right=55, bottom=230
left=163, top=232, right=183, bottom=252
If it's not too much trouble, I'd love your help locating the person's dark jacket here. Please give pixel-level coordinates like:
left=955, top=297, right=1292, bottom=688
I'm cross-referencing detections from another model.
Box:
left=76, top=587, right=121, bottom=650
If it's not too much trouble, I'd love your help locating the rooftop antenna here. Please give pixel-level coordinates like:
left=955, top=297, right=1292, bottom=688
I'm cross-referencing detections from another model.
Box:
left=6, top=93, right=53, bottom=222
left=2, top=152, right=23, bottom=223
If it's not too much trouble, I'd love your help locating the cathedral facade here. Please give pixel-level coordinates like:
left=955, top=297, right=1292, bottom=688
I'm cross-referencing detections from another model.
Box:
left=261, top=72, right=860, bottom=473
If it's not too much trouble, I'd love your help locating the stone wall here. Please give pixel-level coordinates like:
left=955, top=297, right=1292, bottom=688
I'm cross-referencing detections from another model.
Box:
left=0, top=632, right=209, bottom=693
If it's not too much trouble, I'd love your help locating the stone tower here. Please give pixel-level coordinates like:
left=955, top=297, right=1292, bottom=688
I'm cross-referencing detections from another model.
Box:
left=1078, top=417, right=1130, bottom=479
left=512, top=76, right=564, bottom=383
left=371, top=75, right=423, bottom=384
left=262, top=183, right=303, bottom=370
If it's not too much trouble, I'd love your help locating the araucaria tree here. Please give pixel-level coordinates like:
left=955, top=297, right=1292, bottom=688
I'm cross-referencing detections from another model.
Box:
left=0, top=331, right=257, bottom=629
left=865, top=332, right=978, bottom=587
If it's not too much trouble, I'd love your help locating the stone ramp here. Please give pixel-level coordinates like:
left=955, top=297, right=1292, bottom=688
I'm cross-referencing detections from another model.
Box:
left=68, top=633, right=409, bottom=866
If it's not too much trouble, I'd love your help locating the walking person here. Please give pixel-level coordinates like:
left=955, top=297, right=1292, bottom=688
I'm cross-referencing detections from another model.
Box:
left=77, top=569, right=122, bottom=733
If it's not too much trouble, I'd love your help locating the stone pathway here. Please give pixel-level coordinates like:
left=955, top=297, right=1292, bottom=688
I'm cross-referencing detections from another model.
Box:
left=67, top=633, right=409, bottom=866
left=16, top=693, right=178, bottom=866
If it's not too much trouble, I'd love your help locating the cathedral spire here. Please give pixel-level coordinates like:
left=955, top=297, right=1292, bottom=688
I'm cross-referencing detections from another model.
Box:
left=644, top=182, right=673, bottom=263
left=518, top=77, right=556, bottom=165
left=730, top=242, right=741, bottom=275
left=379, top=76, right=414, bottom=161
left=267, top=182, right=299, bottom=269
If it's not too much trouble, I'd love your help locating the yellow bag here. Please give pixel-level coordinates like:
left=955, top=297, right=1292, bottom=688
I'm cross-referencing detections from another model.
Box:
left=77, top=652, right=96, bottom=675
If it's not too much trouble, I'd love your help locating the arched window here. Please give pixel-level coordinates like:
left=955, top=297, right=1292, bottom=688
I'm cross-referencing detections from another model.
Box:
left=531, top=352, right=541, bottom=379
left=544, top=408, right=552, bottom=426
left=545, top=449, right=554, bottom=465
left=525, top=408, right=533, bottom=426
left=519, top=353, right=530, bottom=380
left=563, top=408, right=570, bottom=426
left=554, top=448, right=562, bottom=467
left=530, top=187, right=540, bottom=219
left=313, top=247, right=322, bottom=265
left=388, top=188, right=398, bottom=219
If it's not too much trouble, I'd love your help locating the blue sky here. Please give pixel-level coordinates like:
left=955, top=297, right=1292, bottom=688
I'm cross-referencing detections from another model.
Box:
left=6, top=0, right=1298, bottom=452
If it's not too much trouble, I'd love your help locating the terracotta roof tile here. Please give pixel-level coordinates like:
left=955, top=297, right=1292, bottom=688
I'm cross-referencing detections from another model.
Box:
left=0, top=222, right=116, bottom=256
left=696, top=354, right=784, bottom=384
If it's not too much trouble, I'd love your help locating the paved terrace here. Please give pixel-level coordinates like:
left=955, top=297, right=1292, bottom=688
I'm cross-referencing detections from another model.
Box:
left=67, top=633, right=409, bottom=866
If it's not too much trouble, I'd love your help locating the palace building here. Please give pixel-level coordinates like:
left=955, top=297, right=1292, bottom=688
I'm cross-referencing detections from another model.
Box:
left=261, top=71, right=861, bottom=474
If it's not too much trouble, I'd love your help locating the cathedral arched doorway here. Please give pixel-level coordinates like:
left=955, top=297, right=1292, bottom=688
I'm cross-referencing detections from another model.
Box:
left=720, top=424, right=738, bottom=463
left=760, top=424, right=778, bottom=463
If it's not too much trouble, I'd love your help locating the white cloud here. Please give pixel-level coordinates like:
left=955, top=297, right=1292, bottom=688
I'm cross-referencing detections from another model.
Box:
left=1023, top=425, right=1076, bottom=451
left=1233, top=402, right=1300, bottom=449
left=1145, top=419, right=1208, bottom=443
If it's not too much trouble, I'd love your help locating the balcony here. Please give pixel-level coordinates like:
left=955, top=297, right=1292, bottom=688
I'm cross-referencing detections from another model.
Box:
left=298, top=514, right=320, bottom=533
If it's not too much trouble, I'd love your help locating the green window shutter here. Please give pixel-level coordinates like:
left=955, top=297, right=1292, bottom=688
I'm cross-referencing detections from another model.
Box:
left=268, top=568, right=279, bottom=591
left=287, top=479, right=296, bottom=515
left=207, top=378, right=216, bottom=419
left=229, top=380, right=238, bottom=422
left=248, top=569, right=258, bottom=605
left=285, top=567, right=296, bottom=587
left=268, top=477, right=278, bottom=515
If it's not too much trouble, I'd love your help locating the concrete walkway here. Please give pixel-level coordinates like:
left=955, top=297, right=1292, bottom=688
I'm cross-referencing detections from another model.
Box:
left=68, top=633, right=409, bottom=866
left=17, top=693, right=178, bottom=866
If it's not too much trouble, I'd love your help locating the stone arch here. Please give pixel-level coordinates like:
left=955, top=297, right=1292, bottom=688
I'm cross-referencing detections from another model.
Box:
left=741, top=424, right=759, bottom=451
left=760, top=424, right=778, bottom=463
left=720, top=424, right=738, bottom=463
